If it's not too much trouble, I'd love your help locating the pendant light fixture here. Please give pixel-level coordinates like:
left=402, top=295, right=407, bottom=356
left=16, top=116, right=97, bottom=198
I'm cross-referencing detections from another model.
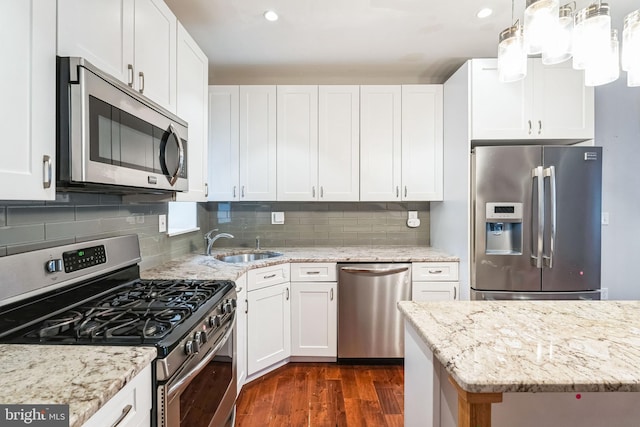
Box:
left=524, top=0, right=560, bottom=54
left=497, top=1, right=637, bottom=87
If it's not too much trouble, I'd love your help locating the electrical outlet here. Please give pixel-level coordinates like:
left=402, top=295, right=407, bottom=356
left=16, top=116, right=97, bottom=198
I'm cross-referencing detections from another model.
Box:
left=158, top=214, right=167, bottom=233
left=602, top=212, right=609, bottom=225
left=601, top=288, right=609, bottom=300
left=271, top=212, right=284, bottom=225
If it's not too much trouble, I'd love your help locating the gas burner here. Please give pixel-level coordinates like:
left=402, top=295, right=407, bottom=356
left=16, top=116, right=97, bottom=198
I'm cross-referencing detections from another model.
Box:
left=36, top=311, right=83, bottom=338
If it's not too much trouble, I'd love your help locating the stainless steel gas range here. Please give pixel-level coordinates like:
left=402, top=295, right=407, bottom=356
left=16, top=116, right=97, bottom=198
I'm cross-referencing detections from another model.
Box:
left=0, top=234, right=237, bottom=427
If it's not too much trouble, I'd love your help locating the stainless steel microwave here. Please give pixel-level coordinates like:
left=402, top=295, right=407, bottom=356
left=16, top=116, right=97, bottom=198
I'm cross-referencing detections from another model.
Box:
left=57, top=57, right=188, bottom=193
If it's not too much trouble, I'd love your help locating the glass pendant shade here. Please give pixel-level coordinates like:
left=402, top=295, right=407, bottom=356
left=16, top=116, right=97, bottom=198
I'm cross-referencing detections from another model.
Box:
left=621, top=10, right=640, bottom=72
left=580, top=3, right=612, bottom=72
left=542, top=5, right=574, bottom=64
left=572, top=8, right=589, bottom=69
left=498, top=24, right=528, bottom=82
left=524, top=0, right=560, bottom=54
left=585, top=29, right=619, bottom=86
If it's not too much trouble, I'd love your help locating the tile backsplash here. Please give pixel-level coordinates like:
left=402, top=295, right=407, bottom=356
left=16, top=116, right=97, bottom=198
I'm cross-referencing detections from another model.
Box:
left=0, top=193, right=206, bottom=270
left=205, top=201, right=430, bottom=248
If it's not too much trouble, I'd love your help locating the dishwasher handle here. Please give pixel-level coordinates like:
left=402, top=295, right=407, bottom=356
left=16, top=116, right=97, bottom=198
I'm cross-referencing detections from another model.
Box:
left=340, top=266, right=410, bottom=276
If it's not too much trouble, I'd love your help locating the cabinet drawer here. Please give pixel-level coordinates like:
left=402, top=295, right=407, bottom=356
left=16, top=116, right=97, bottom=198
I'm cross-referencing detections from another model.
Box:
left=247, top=264, right=290, bottom=291
left=82, top=364, right=152, bottom=427
left=412, top=281, right=458, bottom=301
left=412, top=262, right=458, bottom=281
left=290, top=263, right=337, bottom=282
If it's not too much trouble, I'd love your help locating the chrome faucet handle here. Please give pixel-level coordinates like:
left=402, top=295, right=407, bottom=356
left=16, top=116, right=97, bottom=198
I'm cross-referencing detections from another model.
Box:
left=204, top=228, right=219, bottom=240
left=255, top=236, right=261, bottom=250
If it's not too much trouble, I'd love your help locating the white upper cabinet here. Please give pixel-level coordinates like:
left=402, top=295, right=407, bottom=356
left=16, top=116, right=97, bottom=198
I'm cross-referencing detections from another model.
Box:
left=318, top=86, right=360, bottom=201
left=208, top=86, right=240, bottom=201
left=276, top=86, right=319, bottom=201
left=470, top=58, right=594, bottom=141
left=57, top=0, right=177, bottom=112
left=240, top=86, right=277, bottom=201
left=360, top=85, right=402, bottom=201
left=174, top=23, right=209, bottom=202
left=0, top=0, right=56, bottom=200
left=401, top=85, right=443, bottom=201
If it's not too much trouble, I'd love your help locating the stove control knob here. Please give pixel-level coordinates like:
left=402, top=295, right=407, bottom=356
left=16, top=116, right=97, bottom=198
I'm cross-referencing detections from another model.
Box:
left=185, top=340, right=196, bottom=355
left=208, top=315, right=221, bottom=328
left=45, top=259, right=63, bottom=273
left=222, top=302, right=233, bottom=314
left=194, top=331, right=207, bottom=344
left=228, top=299, right=237, bottom=309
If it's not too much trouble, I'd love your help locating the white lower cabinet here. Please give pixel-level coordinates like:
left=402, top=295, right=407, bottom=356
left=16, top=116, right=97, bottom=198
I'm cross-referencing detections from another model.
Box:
left=412, top=262, right=459, bottom=301
left=82, top=364, right=152, bottom=427
left=247, top=272, right=290, bottom=376
left=290, top=282, right=337, bottom=357
left=235, top=274, right=247, bottom=395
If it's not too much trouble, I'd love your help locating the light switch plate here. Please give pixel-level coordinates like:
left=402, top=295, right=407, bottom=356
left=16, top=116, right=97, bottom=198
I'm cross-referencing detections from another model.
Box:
left=158, top=214, right=167, bottom=233
left=601, top=212, right=609, bottom=225
left=272, top=212, right=285, bottom=225
left=408, top=211, right=418, bottom=220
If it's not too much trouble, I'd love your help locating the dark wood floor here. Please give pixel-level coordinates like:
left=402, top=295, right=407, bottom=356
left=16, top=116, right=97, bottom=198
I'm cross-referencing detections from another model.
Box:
left=236, top=362, right=404, bottom=427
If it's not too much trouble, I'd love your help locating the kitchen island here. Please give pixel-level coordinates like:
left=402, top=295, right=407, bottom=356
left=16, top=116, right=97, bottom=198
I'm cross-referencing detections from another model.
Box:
left=398, top=300, right=640, bottom=427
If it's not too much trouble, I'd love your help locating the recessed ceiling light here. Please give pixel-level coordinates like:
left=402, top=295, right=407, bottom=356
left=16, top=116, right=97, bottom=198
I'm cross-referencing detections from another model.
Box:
left=477, top=8, right=493, bottom=19
left=264, top=10, right=279, bottom=22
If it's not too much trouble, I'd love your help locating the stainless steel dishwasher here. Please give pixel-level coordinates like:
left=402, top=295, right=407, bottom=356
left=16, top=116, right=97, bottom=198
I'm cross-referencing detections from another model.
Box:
left=338, top=263, right=412, bottom=359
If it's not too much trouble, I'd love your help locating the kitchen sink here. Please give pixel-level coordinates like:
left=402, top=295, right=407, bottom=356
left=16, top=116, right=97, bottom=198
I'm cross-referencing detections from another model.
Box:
left=216, top=251, right=283, bottom=263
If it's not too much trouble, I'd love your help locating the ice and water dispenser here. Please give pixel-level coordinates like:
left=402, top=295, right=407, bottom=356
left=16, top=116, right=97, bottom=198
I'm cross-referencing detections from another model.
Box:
left=484, top=202, right=523, bottom=255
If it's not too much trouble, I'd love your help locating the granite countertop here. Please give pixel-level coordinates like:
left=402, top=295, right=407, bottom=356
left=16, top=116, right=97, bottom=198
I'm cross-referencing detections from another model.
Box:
left=142, top=246, right=458, bottom=280
left=398, top=300, right=640, bottom=394
left=0, top=345, right=156, bottom=427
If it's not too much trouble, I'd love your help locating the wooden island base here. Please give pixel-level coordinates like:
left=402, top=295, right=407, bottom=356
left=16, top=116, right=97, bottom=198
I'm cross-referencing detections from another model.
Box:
left=448, top=376, right=502, bottom=427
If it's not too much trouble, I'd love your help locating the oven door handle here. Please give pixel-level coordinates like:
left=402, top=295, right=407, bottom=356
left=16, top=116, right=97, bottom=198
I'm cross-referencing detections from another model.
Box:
left=167, top=312, right=236, bottom=398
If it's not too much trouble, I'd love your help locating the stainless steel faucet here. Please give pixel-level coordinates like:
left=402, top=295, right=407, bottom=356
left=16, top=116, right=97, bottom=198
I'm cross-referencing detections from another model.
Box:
left=204, top=229, right=234, bottom=256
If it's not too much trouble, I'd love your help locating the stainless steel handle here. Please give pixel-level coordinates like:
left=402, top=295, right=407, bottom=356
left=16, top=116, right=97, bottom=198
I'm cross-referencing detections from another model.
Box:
left=127, top=64, right=134, bottom=87
left=42, top=155, right=52, bottom=189
left=168, top=312, right=236, bottom=397
left=428, top=269, right=443, bottom=274
left=312, top=186, right=316, bottom=198
left=544, top=166, right=556, bottom=269
left=531, top=166, right=544, bottom=269
left=110, top=404, right=133, bottom=427
left=330, top=287, right=334, bottom=301
left=233, top=186, right=237, bottom=198
left=306, top=271, right=320, bottom=275
left=538, top=120, right=542, bottom=135
left=167, top=124, right=185, bottom=186
left=263, top=273, right=277, bottom=279
left=528, top=120, right=532, bottom=135
left=320, top=186, right=324, bottom=198
left=241, top=185, right=245, bottom=198
left=453, top=286, right=457, bottom=300
left=396, top=186, right=399, bottom=198
left=341, top=266, right=410, bottom=275
left=138, top=71, right=145, bottom=94
left=285, top=287, right=289, bottom=300
left=404, top=186, right=408, bottom=198
left=245, top=299, right=248, bottom=314
left=204, top=183, right=209, bottom=197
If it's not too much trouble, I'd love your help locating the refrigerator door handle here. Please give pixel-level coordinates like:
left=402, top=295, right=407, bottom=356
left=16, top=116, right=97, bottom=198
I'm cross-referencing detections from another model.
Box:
left=543, top=166, right=556, bottom=268
left=531, top=166, right=544, bottom=269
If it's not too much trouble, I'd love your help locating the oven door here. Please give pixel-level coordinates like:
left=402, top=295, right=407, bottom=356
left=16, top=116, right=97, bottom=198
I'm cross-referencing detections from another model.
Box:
left=158, top=312, right=237, bottom=427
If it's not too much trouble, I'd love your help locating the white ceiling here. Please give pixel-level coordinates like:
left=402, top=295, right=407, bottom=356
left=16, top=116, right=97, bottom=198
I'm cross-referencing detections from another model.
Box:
left=164, top=0, right=639, bottom=85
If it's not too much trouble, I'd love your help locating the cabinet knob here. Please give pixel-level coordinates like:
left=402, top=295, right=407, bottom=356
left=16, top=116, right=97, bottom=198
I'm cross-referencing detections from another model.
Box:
left=45, top=259, right=63, bottom=273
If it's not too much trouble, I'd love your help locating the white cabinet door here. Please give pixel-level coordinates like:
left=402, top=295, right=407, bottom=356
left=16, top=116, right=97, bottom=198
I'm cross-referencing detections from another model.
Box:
left=401, top=85, right=444, bottom=201
left=470, top=59, right=534, bottom=140
left=318, top=85, right=360, bottom=201
left=247, top=282, right=291, bottom=375
left=240, top=86, right=277, bottom=201
left=290, top=282, right=337, bottom=357
left=133, top=0, right=177, bottom=112
left=174, top=23, right=209, bottom=202
left=533, top=60, right=594, bottom=140
left=57, top=0, right=135, bottom=85
left=412, top=282, right=458, bottom=301
left=360, top=85, right=402, bottom=201
left=208, top=86, right=240, bottom=201
left=235, top=274, right=248, bottom=395
left=1, top=0, right=56, bottom=200
left=277, top=85, right=319, bottom=201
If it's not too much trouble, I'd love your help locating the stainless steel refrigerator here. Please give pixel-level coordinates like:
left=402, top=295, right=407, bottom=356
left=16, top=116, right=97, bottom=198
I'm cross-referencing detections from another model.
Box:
left=471, top=145, right=602, bottom=300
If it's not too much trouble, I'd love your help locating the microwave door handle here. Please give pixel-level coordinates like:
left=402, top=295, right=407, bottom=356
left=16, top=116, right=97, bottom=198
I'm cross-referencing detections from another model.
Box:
left=531, top=166, right=544, bottom=269
left=166, top=124, right=185, bottom=186
left=543, top=166, right=556, bottom=268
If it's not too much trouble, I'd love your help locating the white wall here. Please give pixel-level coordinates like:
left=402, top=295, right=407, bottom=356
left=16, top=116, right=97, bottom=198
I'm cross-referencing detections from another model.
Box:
left=596, top=5, right=640, bottom=299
